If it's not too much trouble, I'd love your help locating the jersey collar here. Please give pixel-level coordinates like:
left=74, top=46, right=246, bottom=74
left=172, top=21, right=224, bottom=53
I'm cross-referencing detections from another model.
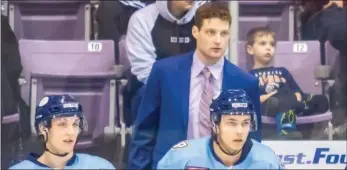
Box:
left=27, top=152, right=77, bottom=168
left=209, top=135, right=253, bottom=166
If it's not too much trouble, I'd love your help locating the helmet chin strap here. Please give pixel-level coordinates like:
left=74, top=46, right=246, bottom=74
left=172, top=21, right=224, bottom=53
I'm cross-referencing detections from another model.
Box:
left=41, top=124, right=83, bottom=158
left=45, top=148, right=69, bottom=157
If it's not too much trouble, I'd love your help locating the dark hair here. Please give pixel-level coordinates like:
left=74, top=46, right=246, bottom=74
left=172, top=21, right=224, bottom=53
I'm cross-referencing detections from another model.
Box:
left=246, top=26, right=276, bottom=46
left=194, top=2, right=231, bottom=29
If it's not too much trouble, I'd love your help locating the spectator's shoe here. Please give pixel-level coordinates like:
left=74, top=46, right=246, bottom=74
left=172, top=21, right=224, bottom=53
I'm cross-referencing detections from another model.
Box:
left=275, top=110, right=303, bottom=139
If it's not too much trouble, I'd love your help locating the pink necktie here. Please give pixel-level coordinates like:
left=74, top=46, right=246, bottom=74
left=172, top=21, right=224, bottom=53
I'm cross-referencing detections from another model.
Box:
left=199, top=67, right=214, bottom=137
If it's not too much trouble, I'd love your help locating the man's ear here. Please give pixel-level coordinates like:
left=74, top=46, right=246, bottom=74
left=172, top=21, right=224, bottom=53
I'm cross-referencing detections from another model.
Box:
left=39, top=124, right=48, bottom=134
left=192, top=25, right=199, bottom=40
left=38, top=124, right=48, bottom=141
left=212, top=123, right=219, bottom=134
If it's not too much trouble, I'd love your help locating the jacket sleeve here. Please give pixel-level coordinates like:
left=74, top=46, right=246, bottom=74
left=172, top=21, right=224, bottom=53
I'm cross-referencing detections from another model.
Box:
left=325, top=6, right=347, bottom=55
left=246, top=77, right=262, bottom=142
left=1, top=15, right=23, bottom=115
left=126, top=10, right=157, bottom=84
left=1, top=15, right=23, bottom=87
left=127, top=62, right=161, bottom=169
left=282, top=67, right=303, bottom=94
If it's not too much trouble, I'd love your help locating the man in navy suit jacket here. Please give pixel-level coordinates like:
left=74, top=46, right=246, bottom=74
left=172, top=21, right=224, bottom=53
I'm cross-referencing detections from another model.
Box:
left=128, top=2, right=261, bottom=169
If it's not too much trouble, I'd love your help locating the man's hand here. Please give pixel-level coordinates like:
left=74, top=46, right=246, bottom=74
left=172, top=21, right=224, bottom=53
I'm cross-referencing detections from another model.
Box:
left=324, top=1, right=344, bottom=9
left=260, top=91, right=277, bottom=103
left=295, top=92, right=302, bottom=102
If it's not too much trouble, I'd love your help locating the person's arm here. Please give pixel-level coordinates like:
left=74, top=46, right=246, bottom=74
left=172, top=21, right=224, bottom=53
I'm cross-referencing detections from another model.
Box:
left=260, top=91, right=277, bottom=103
left=126, top=11, right=157, bottom=84
left=324, top=1, right=344, bottom=9
left=157, top=141, right=190, bottom=169
left=127, top=62, right=161, bottom=169
left=282, top=68, right=303, bottom=102
left=249, top=70, right=267, bottom=97
left=157, top=149, right=184, bottom=169
left=93, top=157, right=116, bottom=169
left=1, top=15, right=23, bottom=90
left=157, top=150, right=173, bottom=169
left=325, top=5, right=347, bottom=55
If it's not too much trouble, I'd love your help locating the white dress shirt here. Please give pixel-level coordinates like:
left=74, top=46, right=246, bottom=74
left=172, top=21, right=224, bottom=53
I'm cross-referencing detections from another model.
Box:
left=187, top=52, right=225, bottom=139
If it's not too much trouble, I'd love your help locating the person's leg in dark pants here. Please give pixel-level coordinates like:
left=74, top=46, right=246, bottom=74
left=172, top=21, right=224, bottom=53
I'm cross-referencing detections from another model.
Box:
left=263, top=89, right=303, bottom=139
left=298, top=94, right=330, bottom=116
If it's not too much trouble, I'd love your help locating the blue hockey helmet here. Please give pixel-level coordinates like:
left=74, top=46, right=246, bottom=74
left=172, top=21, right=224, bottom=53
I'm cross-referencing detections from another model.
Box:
left=35, top=94, right=87, bottom=133
left=210, top=89, right=257, bottom=131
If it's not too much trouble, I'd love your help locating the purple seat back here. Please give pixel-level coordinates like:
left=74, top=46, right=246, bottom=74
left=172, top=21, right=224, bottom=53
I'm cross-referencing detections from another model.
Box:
left=238, top=41, right=322, bottom=94
left=24, top=40, right=117, bottom=147
left=274, top=41, right=322, bottom=94
left=19, top=40, right=115, bottom=74
left=8, top=1, right=90, bottom=40
left=239, top=1, right=293, bottom=41
left=32, top=73, right=116, bottom=147
left=2, top=113, right=20, bottom=124
left=19, top=40, right=115, bottom=104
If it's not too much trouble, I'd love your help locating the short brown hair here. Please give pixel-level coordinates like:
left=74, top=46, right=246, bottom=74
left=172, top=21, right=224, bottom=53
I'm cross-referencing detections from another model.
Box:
left=194, top=2, right=231, bottom=29
left=246, top=26, right=276, bottom=46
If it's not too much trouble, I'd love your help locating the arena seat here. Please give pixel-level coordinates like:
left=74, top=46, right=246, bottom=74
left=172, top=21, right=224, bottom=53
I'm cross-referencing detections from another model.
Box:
left=8, top=0, right=91, bottom=40
left=2, top=113, right=20, bottom=124
left=238, top=41, right=333, bottom=139
left=239, top=1, right=294, bottom=41
left=19, top=39, right=123, bottom=148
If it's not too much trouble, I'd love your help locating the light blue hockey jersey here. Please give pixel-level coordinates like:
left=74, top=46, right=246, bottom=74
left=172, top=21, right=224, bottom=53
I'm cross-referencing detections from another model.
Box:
left=9, top=153, right=116, bottom=169
left=158, top=136, right=284, bottom=169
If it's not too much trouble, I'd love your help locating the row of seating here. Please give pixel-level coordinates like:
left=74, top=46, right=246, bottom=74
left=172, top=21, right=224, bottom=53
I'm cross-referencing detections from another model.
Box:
left=1, top=39, right=339, bottom=149
left=7, top=0, right=91, bottom=40
left=21, top=40, right=125, bottom=148
left=5, top=1, right=295, bottom=41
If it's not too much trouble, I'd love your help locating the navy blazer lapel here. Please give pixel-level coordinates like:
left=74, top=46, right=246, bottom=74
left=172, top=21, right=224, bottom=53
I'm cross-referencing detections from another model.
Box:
left=177, top=52, right=193, bottom=129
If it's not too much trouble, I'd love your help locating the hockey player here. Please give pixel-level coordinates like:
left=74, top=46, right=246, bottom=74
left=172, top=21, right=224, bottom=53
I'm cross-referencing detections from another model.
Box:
left=157, top=89, right=283, bottom=169
left=9, top=95, right=116, bottom=169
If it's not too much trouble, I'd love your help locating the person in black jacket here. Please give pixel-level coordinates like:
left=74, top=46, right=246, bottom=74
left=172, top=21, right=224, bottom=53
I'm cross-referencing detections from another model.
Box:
left=300, top=1, right=347, bottom=56
left=1, top=14, right=31, bottom=169
left=1, top=15, right=22, bottom=116
left=300, top=1, right=347, bottom=139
